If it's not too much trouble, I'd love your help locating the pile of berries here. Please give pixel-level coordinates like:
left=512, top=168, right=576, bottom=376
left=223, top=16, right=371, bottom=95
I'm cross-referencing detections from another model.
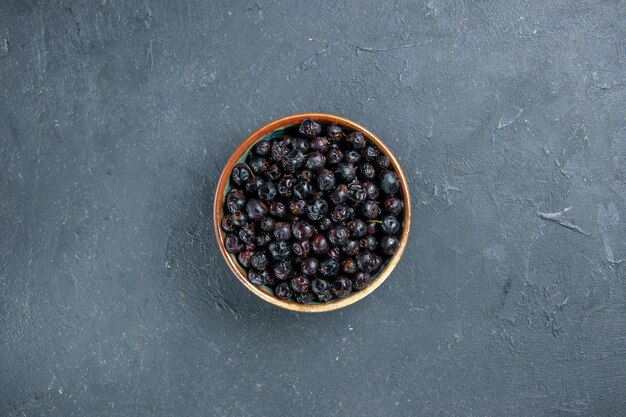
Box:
left=221, top=119, right=404, bottom=303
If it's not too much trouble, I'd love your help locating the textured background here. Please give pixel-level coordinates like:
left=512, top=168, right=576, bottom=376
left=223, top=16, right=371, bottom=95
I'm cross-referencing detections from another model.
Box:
left=1, top=0, right=625, bottom=416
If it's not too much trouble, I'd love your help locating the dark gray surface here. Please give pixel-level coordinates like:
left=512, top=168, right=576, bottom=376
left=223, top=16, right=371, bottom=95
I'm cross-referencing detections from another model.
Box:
left=1, top=0, right=625, bottom=416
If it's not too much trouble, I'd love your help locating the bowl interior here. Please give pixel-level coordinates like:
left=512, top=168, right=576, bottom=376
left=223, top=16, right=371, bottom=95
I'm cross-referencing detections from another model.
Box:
left=214, top=114, right=411, bottom=312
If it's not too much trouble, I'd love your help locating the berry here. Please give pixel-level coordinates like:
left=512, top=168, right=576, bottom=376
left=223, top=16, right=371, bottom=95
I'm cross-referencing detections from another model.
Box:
left=363, top=182, right=380, bottom=200
left=332, top=276, right=352, bottom=297
left=295, top=292, right=315, bottom=304
left=292, top=221, right=315, bottom=240
left=269, top=241, right=291, bottom=260
left=356, top=250, right=378, bottom=272
left=361, top=200, right=381, bottom=219
left=273, top=261, right=292, bottom=281
left=282, top=149, right=305, bottom=172
left=347, top=184, right=367, bottom=204
left=262, top=270, right=276, bottom=285
left=231, top=210, right=248, bottom=227
left=248, top=270, right=264, bottom=285
left=273, top=222, right=292, bottom=241
left=275, top=282, right=293, bottom=299
left=330, top=184, right=349, bottom=204
left=360, top=235, right=378, bottom=251
left=311, top=278, right=331, bottom=295
left=328, top=227, right=349, bottom=246
left=327, top=246, right=341, bottom=260
left=226, top=189, right=246, bottom=213
left=342, top=258, right=358, bottom=274
left=271, top=141, right=290, bottom=161
left=381, top=215, right=400, bottom=235
left=307, top=198, right=329, bottom=221
left=318, top=217, right=332, bottom=231
left=253, top=140, right=271, bottom=156
left=341, top=240, right=359, bottom=256
left=266, top=163, right=282, bottom=181
left=290, top=137, right=310, bottom=153
left=362, top=145, right=379, bottom=162
left=231, top=163, right=252, bottom=186
left=299, top=119, right=322, bottom=137
left=344, top=150, right=361, bottom=164
left=224, top=234, right=244, bottom=253
left=292, top=240, right=310, bottom=257
left=347, top=219, right=367, bottom=238
left=221, top=215, right=236, bottom=233
left=327, top=124, right=343, bottom=142
left=245, top=199, right=268, bottom=221
left=311, top=234, right=330, bottom=254
left=331, top=204, right=353, bottom=223
left=300, top=257, right=319, bottom=276
left=289, top=199, right=307, bottom=216
left=379, top=236, right=399, bottom=255
left=326, top=147, right=343, bottom=165
left=359, top=162, right=376, bottom=179
left=290, top=275, right=310, bottom=293
left=269, top=201, right=287, bottom=218
left=238, top=250, right=254, bottom=268
left=347, top=132, right=366, bottom=149
left=375, top=155, right=390, bottom=170
left=352, top=272, right=371, bottom=290
left=249, top=157, right=269, bottom=175
left=292, top=180, right=313, bottom=199
left=278, top=177, right=295, bottom=197
left=316, top=170, right=336, bottom=192
left=245, top=177, right=264, bottom=195
left=260, top=217, right=275, bottom=231
left=310, top=136, right=329, bottom=152
left=317, top=291, right=333, bottom=303
left=367, top=222, right=379, bottom=235
left=251, top=252, right=269, bottom=270
left=258, top=181, right=277, bottom=201
left=335, top=163, right=356, bottom=183
left=320, top=258, right=339, bottom=277
left=384, top=196, right=404, bottom=216
left=380, top=170, right=400, bottom=195
left=238, top=223, right=256, bottom=244
left=255, top=232, right=271, bottom=247
left=305, top=151, right=326, bottom=172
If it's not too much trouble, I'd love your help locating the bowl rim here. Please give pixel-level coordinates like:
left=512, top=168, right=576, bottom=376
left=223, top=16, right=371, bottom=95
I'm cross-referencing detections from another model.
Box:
left=213, top=113, right=411, bottom=313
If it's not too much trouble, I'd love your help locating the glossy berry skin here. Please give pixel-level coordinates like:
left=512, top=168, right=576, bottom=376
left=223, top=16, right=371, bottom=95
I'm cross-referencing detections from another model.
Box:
left=379, top=236, right=399, bottom=255
left=273, top=261, right=292, bottom=281
left=251, top=252, right=269, bottom=270
left=221, top=215, right=236, bottom=233
left=306, top=151, right=326, bottom=172
left=292, top=180, right=313, bottom=199
left=295, top=292, right=315, bottom=304
left=360, top=235, right=378, bottom=251
left=347, top=131, right=366, bottom=149
left=327, top=247, right=341, bottom=260
left=258, top=181, right=277, bottom=201
left=344, top=150, right=361, bottom=164
left=275, top=282, right=293, bottom=300
left=253, top=140, right=271, bottom=156
left=348, top=184, right=367, bottom=204
left=278, top=178, right=295, bottom=197
left=273, top=222, right=292, bottom=241
left=316, top=170, right=336, bottom=192
left=245, top=177, right=264, bottom=195
left=363, top=182, right=380, bottom=200
left=269, top=241, right=290, bottom=260
left=290, top=138, right=310, bottom=153
left=328, top=227, right=349, bottom=246
left=384, top=196, right=404, bottom=216
left=330, top=184, right=349, bottom=204
left=300, top=257, right=319, bottom=276
left=238, top=223, right=255, bottom=244
left=292, top=221, right=315, bottom=240
left=265, top=163, right=282, bottom=181
left=311, top=234, right=330, bottom=254
left=224, top=234, right=244, bottom=254
left=226, top=189, right=247, bottom=213
left=318, top=217, right=332, bottom=231
left=269, top=201, right=287, bottom=218
left=249, top=157, right=269, bottom=174
left=289, top=199, right=306, bottom=216
left=231, top=163, right=252, bottom=186
left=292, top=240, right=310, bottom=257
left=381, top=215, right=400, bottom=235
left=359, top=163, right=376, bottom=180
left=319, top=258, right=339, bottom=277
left=307, top=198, right=329, bottom=221
left=335, top=163, right=356, bottom=183
left=352, top=272, right=371, bottom=290
left=356, top=250, right=378, bottom=273
left=255, top=232, right=271, bottom=247
left=347, top=219, right=367, bottom=238
left=375, top=155, right=390, bottom=170
left=317, top=291, right=333, bottom=303
left=311, top=278, right=331, bottom=295
left=282, top=149, right=305, bottom=172
left=231, top=210, right=248, bottom=227
left=299, top=119, right=322, bottom=137
left=327, top=124, right=343, bottom=142
left=271, top=141, right=289, bottom=162
left=361, top=200, right=381, bottom=219
left=367, top=222, right=379, bottom=235
left=262, top=270, right=276, bottom=285
left=331, top=205, right=353, bottom=223
left=238, top=250, right=254, bottom=268
left=310, top=136, right=329, bottom=152
left=362, top=145, right=379, bottom=162
left=332, top=276, right=352, bottom=297
left=326, top=148, right=343, bottom=165
left=290, top=275, right=310, bottom=293
left=245, top=199, right=268, bottom=221
left=380, top=170, right=400, bottom=195
left=341, top=240, right=359, bottom=256
left=248, top=269, right=264, bottom=285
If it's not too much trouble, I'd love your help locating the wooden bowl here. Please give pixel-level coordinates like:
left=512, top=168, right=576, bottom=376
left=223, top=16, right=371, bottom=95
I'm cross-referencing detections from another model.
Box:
left=214, top=113, right=411, bottom=312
